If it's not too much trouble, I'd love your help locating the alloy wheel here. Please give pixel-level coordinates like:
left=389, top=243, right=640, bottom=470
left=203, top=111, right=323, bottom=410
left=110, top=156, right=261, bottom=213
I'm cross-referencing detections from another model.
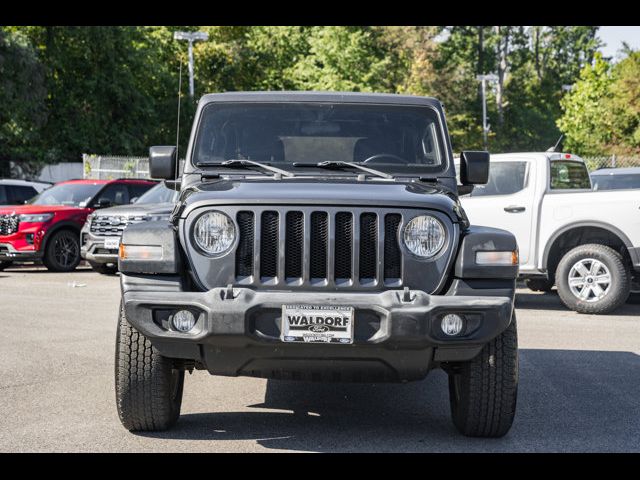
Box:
left=567, top=258, right=612, bottom=302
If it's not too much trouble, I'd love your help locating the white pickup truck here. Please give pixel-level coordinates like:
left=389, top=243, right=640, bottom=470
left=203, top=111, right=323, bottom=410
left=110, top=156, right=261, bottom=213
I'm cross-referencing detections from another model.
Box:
left=459, top=152, right=640, bottom=314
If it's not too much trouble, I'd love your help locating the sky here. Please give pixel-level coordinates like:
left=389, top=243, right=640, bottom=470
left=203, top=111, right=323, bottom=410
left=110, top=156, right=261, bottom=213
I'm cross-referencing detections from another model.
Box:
left=598, top=26, right=640, bottom=60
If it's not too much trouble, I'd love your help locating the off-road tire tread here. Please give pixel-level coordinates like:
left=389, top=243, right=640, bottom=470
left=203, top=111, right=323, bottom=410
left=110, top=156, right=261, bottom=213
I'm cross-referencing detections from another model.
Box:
left=449, top=315, right=518, bottom=437
left=115, top=303, right=183, bottom=431
left=555, top=243, right=630, bottom=314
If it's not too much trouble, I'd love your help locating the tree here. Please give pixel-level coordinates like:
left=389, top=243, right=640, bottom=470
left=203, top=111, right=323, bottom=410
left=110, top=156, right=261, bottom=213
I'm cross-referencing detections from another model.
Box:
left=559, top=50, right=640, bottom=155
left=287, top=27, right=394, bottom=92
left=0, top=28, right=46, bottom=174
left=557, top=53, right=614, bottom=155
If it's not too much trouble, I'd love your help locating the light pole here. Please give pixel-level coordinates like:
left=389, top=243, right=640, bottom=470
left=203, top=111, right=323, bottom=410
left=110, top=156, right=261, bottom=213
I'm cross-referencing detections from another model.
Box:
left=173, top=31, right=209, bottom=98
left=476, top=73, right=498, bottom=150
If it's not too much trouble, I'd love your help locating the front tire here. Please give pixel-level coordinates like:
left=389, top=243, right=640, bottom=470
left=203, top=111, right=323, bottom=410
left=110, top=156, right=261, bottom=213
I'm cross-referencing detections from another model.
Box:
left=448, top=314, right=518, bottom=438
left=115, top=302, right=184, bottom=431
left=43, top=230, right=81, bottom=272
left=89, top=261, right=118, bottom=275
left=555, top=244, right=630, bottom=314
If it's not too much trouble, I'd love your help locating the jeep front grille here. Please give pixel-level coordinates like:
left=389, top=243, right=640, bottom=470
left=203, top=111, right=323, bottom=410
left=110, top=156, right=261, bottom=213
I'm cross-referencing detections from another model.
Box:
left=233, top=207, right=404, bottom=288
left=90, top=215, right=146, bottom=237
left=0, top=215, right=19, bottom=235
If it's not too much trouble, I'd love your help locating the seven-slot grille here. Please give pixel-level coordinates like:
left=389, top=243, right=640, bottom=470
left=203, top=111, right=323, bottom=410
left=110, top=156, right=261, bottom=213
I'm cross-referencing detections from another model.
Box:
left=234, top=208, right=404, bottom=288
left=90, top=215, right=146, bottom=237
left=0, top=215, right=19, bottom=235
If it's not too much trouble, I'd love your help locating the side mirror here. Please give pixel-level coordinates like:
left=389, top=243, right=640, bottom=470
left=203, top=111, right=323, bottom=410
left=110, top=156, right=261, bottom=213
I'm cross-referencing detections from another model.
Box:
left=149, top=146, right=178, bottom=180
left=460, top=151, right=490, bottom=185
left=96, top=198, right=112, bottom=208
left=130, top=197, right=139, bottom=204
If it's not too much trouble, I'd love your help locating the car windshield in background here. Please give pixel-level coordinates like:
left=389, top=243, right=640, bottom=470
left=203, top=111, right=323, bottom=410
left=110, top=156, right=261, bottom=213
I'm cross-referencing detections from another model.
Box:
left=591, top=173, right=640, bottom=190
left=193, top=103, right=446, bottom=175
left=470, top=162, right=528, bottom=196
left=28, top=183, right=103, bottom=207
left=550, top=161, right=591, bottom=190
left=135, top=183, right=178, bottom=204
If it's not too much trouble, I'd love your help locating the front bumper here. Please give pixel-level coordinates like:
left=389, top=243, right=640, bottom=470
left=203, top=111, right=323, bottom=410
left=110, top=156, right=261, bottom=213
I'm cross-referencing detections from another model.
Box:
left=0, top=242, right=42, bottom=262
left=81, top=231, right=119, bottom=264
left=121, top=274, right=515, bottom=382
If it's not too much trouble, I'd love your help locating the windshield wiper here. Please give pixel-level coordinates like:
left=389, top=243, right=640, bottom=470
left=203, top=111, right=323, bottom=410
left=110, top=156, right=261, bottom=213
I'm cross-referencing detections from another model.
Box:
left=293, top=161, right=394, bottom=179
left=196, top=159, right=295, bottom=178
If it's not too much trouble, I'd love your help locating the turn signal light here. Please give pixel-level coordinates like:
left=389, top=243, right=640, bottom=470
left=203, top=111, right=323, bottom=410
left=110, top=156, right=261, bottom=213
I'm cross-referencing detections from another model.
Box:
left=119, top=244, right=163, bottom=261
left=475, top=250, right=518, bottom=266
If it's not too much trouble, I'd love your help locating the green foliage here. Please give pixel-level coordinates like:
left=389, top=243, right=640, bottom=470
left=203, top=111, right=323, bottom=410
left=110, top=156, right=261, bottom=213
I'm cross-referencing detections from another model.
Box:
left=3, top=25, right=637, bottom=167
left=558, top=53, right=613, bottom=155
left=559, top=50, right=640, bottom=156
left=0, top=28, right=47, bottom=171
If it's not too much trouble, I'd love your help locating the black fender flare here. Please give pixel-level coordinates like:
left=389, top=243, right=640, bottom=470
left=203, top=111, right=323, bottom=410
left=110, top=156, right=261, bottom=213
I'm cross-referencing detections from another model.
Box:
left=541, top=221, right=634, bottom=269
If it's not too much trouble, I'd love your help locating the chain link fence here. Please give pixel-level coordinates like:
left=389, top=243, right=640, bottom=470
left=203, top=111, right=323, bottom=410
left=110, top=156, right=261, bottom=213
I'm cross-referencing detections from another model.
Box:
left=82, top=154, right=149, bottom=179
left=582, top=156, right=640, bottom=172
left=82, top=154, right=184, bottom=180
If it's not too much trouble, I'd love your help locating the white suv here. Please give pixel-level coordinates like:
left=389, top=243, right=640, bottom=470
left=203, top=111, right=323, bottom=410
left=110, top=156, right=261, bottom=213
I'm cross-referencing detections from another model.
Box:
left=0, top=179, right=51, bottom=205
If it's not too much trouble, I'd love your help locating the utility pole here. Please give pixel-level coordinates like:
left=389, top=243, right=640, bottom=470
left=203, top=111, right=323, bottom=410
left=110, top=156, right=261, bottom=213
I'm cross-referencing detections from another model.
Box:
left=476, top=73, right=498, bottom=150
left=173, top=31, right=209, bottom=98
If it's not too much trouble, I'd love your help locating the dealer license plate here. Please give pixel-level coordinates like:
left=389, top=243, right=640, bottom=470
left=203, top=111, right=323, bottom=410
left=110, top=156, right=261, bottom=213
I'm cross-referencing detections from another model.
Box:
left=104, top=237, right=120, bottom=250
left=281, top=305, right=354, bottom=344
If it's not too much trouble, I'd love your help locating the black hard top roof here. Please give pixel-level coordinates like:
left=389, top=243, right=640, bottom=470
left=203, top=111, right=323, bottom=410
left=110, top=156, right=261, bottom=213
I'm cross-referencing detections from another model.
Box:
left=199, top=91, right=442, bottom=108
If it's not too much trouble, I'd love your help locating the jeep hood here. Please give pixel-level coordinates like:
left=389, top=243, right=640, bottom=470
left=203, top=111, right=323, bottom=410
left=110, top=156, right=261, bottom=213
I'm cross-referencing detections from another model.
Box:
left=180, top=179, right=461, bottom=221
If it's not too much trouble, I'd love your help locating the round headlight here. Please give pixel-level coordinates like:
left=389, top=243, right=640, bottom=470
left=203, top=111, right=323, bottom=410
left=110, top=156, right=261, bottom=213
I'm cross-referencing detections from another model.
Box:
left=403, top=215, right=446, bottom=258
left=193, top=211, right=236, bottom=256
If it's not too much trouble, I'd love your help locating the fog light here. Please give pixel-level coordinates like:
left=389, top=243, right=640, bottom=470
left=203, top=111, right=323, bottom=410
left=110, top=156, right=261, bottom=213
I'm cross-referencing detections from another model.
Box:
left=441, top=314, right=464, bottom=336
left=172, top=310, right=196, bottom=332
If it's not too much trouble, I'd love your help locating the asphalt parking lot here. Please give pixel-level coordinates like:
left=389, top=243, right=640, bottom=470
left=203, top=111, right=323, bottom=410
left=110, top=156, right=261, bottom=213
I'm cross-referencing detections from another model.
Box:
left=0, top=265, right=639, bottom=452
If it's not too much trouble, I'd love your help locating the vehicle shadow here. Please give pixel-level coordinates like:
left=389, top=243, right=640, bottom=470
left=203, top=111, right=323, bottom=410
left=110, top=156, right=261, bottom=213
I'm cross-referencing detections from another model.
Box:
left=0, top=266, right=95, bottom=274
left=137, top=349, right=640, bottom=452
left=515, top=290, right=640, bottom=315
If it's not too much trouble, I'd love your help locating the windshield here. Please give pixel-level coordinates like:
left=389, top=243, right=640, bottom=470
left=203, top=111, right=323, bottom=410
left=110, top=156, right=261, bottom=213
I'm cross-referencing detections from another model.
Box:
left=28, top=183, right=103, bottom=207
left=135, top=183, right=178, bottom=204
left=193, top=103, right=446, bottom=175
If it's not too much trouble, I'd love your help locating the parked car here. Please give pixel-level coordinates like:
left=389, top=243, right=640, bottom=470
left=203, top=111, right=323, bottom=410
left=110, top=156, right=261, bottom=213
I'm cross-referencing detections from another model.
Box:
left=81, top=182, right=178, bottom=274
left=459, top=152, right=640, bottom=314
left=115, top=91, right=519, bottom=438
left=0, top=179, right=51, bottom=205
left=0, top=178, right=156, bottom=272
left=590, top=167, right=640, bottom=191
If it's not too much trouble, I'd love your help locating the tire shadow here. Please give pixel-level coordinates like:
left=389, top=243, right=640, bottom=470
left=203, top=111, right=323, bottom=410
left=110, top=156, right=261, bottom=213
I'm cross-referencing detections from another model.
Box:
left=137, top=349, right=640, bottom=452
left=515, top=290, right=640, bottom=316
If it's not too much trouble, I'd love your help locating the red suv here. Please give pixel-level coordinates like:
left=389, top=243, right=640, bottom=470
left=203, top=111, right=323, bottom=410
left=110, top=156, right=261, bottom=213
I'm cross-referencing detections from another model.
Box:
left=0, top=178, right=155, bottom=272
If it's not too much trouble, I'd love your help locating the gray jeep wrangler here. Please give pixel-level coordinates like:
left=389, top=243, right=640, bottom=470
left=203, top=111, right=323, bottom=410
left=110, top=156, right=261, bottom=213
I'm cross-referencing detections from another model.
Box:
left=115, top=92, right=519, bottom=437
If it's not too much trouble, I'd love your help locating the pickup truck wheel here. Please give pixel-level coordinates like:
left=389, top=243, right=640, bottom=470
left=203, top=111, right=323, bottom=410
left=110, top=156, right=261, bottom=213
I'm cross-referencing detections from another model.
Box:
left=115, top=303, right=184, bottom=431
left=0, top=260, right=13, bottom=271
left=448, top=314, right=518, bottom=438
left=525, top=278, right=554, bottom=292
left=556, top=244, right=630, bottom=314
left=43, top=230, right=81, bottom=272
left=88, top=261, right=118, bottom=275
